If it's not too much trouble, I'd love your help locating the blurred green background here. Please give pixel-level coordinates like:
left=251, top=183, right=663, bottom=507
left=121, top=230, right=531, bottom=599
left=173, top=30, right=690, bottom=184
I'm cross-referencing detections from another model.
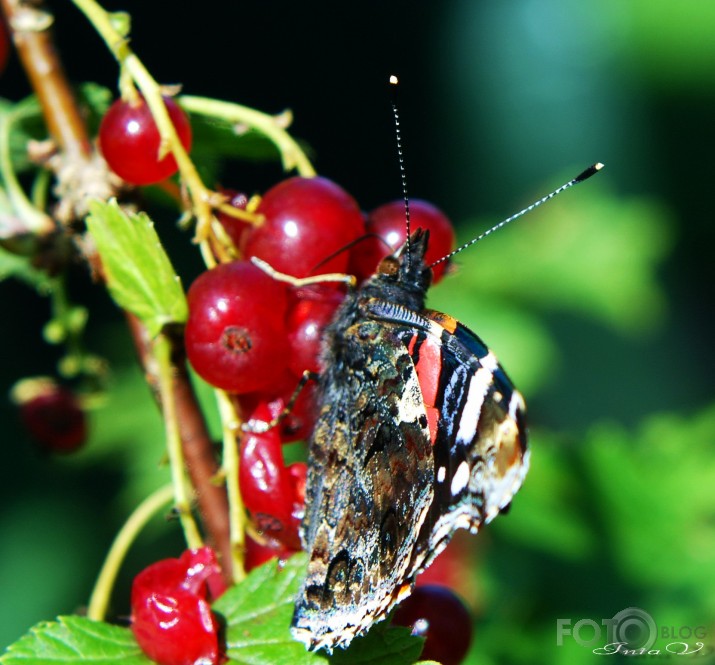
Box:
left=1, top=1, right=714, bottom=663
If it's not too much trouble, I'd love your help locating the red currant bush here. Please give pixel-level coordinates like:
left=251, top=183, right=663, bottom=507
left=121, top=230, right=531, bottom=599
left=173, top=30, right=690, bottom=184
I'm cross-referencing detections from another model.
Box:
left=392, top=585, right=472, bottom=665
left=131, top=547, right=224, bottom=665
left=99, top=95, right=192, bottom=185
left=185, top=260, right=289, bottom=394
left=243, top=176, right=365, bottom=278
left=349, top=199, right=455, bottom=283
left=14, top=379, right=87, bottom=453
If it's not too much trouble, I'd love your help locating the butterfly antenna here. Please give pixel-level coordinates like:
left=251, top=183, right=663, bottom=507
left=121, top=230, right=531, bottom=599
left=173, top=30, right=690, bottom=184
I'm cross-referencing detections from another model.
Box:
left=390, top=75, right=412, bottom=269
left=429, top=162, right=605, bottom=269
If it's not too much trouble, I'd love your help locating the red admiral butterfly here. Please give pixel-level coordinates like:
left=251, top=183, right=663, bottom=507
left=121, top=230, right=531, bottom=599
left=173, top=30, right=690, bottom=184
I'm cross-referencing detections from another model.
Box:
left=290, top=160, right=603, bottom=651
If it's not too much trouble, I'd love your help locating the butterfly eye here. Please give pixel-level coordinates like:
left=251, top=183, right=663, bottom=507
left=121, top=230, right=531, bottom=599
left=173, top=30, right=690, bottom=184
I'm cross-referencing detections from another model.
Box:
left=377, top=255, right=400, bottom=276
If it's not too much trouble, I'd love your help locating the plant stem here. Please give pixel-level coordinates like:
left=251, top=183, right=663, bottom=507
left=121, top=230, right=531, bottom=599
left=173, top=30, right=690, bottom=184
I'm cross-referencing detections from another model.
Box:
left=125, top=315, right=233, bottom=581
left=215, top=390, right=246, bottom=584
left=5, top=0, right=233, bottom=578
left=178, top=96, right=316, bottom=178
left=153, top=333, right=203, bottom=549
left=2, top=0, right=91, bottom=159
left=86, top=484, right=174, bottom=621
left=70, top=0, right=316, bottom=243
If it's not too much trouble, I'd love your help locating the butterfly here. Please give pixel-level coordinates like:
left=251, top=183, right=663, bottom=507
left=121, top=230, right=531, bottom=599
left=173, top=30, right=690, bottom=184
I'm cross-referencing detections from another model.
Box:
left=290, top=226, right=528, bottom=651
left=288, top=161, right=603, bottom=652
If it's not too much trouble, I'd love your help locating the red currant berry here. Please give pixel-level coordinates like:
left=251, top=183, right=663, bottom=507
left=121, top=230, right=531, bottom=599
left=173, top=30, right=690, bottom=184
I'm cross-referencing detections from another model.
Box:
left=99, top=95, right=192, bottom=185
left=177, top=547, right=227, bottom=601
left=14, top=379, right=87, bottom=453
left=131, top=548, right=223, bottom=665
left=286, top=298, right=340, bottom=376
left=185, top=261, right=289, bottom=394
left=286, top=461, right=307, bottom=508
left=349, top=199, right=455, bottom=283
left=243, top=176, right=364, bottom=278
left=392, top=585, right=472, bottom=665
left=243, top=534, right=295, bottom=573
left=239, top=402, right=300, bottom=549
left=216, top=189, right=252, bottom=250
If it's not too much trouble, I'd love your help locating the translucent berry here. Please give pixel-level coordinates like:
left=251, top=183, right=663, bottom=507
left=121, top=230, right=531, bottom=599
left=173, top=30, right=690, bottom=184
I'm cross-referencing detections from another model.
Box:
left=14, top=379, right=87, bottom=453
left=237, top=375, right=318, bottom=444
left=243, top=534, right=295, bottom=573
left=131, top=548, right=224, bottom=665
left=392, top=585, right=472, bottom=665
left=99, top=95, right=192, bottom=185
left=185, top=261, right=289, bottom=393
left=349, top=199, right=455, bottom=283
left=239, top=402, right=301, bottom=550
left=243, top=176, right=365, bottom=278
left=286, top=297, right=341, bottom=376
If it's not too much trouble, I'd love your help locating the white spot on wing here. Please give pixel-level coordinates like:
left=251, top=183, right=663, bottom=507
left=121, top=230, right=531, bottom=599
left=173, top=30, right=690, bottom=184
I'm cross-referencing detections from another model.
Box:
left=437, top=466, right=446, bottom=483
left=451, top=460, right=470, bottom=495
left=508, top=390, right=525, bottom=420
left=455, top=367, right=492, bottom=444
left=481, top=351, right=499, bottom=372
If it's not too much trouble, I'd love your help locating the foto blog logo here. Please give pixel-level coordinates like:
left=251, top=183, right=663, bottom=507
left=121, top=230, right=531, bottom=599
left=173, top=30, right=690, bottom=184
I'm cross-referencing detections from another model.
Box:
left=556, top=607, right=708, bottom=655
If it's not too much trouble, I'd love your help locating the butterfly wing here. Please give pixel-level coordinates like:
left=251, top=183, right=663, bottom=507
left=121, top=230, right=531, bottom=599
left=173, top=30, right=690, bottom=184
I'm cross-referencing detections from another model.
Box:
left=291, top=301, right=529, bottom=652
left=400, top=309, right=529, bottom=576
left=291, top=317, right=434, bottom=652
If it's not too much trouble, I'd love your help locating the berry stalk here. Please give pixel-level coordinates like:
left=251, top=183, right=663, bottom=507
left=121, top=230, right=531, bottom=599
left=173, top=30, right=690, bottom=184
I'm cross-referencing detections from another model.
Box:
left=178, top=96, right=316, bottom=179
left=86, top=484, right=174, bottom=622
left=215, top=390, right=246, bottom=583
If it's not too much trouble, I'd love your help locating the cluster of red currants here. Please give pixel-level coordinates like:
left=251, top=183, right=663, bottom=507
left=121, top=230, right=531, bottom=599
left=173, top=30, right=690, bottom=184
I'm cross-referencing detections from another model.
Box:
left=98, top=95, right=471, bottom=665
left=185, top=175, right=455, bottom=563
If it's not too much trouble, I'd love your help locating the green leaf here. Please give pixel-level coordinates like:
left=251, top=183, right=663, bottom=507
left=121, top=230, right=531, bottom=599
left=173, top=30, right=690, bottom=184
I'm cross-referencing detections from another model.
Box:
left=214, top=554, right=423, bottom=665
left=214, top=554, right=327, bottom=665
left=330, top=624, right=423, bottom=665
left=75, top=83, right=113, bottom=136
left=188, top=113, right=283, bottom=163
left=85, top=200, right=187, bottom=337
left=583, top=405, right=715, bottom=602
left=1, top=616, right=151, bottom=665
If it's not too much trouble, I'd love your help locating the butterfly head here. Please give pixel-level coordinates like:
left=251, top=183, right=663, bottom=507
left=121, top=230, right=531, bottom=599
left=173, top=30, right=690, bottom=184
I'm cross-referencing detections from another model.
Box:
left=362, top=229, right=432, bottom=310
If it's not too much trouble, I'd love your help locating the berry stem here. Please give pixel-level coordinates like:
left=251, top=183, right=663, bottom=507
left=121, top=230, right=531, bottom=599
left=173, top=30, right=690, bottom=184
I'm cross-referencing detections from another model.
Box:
left=86, top=484, right=174, bottom=621
left=153, top=332, right=204, bottom=550
left=70, top=0, right=214, bottom=232
left=177, top=96, right=316, bottom=179
left=1, top=0, right=91, bottom=159
left=215, top=390, right=246, bottom=584
left=70, top=0, right=315, bottom=249
left=5, top=0, right=234, bottom=578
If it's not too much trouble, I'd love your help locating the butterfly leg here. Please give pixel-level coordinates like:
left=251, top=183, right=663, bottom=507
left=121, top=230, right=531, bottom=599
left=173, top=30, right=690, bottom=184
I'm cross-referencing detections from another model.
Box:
left=241, top=369, right=320, bottom=433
